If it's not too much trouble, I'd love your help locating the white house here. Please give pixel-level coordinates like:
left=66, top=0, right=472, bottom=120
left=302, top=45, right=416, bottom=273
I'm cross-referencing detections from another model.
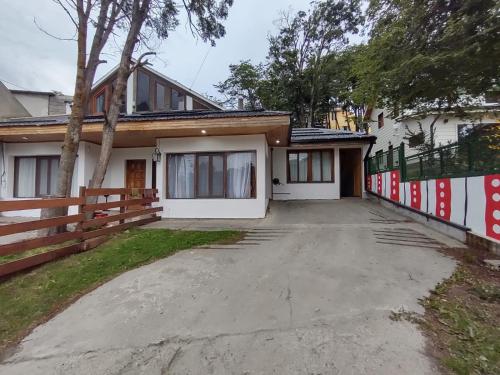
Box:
left=368, top=103, right=500, bottom=156
left=0, top=65, right=375, bottom=219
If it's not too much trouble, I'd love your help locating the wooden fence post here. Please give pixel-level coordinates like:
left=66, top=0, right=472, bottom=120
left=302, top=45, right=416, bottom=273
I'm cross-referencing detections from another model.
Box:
left=119, top=192, right=126, bottom=224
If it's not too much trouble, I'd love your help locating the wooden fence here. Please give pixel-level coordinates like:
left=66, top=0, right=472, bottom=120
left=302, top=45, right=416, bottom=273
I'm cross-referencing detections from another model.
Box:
left=0, top=187, right=162, bottom=278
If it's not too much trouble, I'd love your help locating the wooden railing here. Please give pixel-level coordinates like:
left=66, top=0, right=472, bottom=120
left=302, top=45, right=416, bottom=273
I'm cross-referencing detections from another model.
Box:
left=0, top=187, right=162, bottom=278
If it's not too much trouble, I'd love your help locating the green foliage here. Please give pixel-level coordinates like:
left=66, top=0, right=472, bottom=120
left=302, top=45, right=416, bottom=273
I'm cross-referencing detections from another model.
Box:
left=0, top=228, right=241, bottom=352
left=354, top=0, right=500, bottom=116
left=215, top=60, right=264, bottom=109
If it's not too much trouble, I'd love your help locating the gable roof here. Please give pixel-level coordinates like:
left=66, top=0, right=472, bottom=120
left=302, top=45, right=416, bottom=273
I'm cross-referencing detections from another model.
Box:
left=290, top=127, right=375, bottom=144
left=92, top=62, right=224, bottom=110
left=0, top=82, right=31, bottom=119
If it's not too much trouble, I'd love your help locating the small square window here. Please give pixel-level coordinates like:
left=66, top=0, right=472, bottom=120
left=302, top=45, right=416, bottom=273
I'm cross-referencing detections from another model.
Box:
left=377, top=113, right=384, bottom=129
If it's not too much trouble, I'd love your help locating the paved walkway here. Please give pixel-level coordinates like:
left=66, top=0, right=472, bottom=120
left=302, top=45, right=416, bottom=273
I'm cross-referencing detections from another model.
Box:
left=1, top=199, right=460, bottom=374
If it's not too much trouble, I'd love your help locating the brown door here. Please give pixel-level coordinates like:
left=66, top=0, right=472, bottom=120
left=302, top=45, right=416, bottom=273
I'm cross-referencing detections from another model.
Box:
left=126, top=160, right=146, bottom=209
left=339, top=149, right=361, bottom=197
left=126, top=159, right=146, bottom=189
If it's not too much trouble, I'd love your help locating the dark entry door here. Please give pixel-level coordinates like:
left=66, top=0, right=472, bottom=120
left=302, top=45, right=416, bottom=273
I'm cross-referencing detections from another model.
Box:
left=340, top=149, right=361, bottom=197
left=126, top=159, right=146, bottom=189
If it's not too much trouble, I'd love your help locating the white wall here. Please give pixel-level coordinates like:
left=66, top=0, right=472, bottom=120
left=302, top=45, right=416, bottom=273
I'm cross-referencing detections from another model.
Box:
left=370, top=107, right=496, bottom=156
left=272, top=144, right=369, bottom=200
left=0, top=142, right=79, bottom=217
left=12, top=93, right=49, bottom=117
left=157, top=134, right=268, bottom=218
left=101, top=147, right=155, bottom=189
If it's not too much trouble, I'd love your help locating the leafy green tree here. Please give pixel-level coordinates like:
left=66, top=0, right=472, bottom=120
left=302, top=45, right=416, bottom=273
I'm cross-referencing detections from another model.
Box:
left=355, top=0, right=500, bottom=117
left=215, top=60, right=264, bottom=109
left=263, top=0, right=364, bottom=126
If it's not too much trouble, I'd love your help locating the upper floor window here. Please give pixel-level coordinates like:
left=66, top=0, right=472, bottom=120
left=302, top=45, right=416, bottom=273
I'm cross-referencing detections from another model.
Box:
left=171, top=89, right=185, bottom=110
left=14, top=156, right=60, bottom=198
left=156, top=83, right=166, bottom=111
left=377, top=112, right=384, bottom=129
left=136, top=70, right=150, bottom=111
left=95, top=91, right=105, bottom=113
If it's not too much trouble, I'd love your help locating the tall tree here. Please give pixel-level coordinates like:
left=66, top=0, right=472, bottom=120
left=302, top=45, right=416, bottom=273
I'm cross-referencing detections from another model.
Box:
left=215, top=60, right=264, bottom=109
left=265, top=0, right=363, bottom=126
left=88, top=0, right=233, bottom=191
left=54, top=0, right=126, bottom=198
left=354, top=0, right=500, bottom=118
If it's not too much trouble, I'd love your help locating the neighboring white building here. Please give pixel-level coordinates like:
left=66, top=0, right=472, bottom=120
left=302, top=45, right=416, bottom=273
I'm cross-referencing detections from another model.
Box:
left=367, top=103, right=500, bottom=156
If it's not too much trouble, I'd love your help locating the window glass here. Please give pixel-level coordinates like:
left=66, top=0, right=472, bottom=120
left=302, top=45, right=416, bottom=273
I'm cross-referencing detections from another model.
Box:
left=288, top=153, right=298, bottom=182
left=168, top=154, right=195, bottom=198
left=167, top=152, right=255, bottom=199
left=156, top=83, right=165, bottom=111
left=14, top=156, right=60, bottom=198
left=197, top=155, right=210, bottom=197
left=312, top=151, right=322, bottom=182
left=212, top=155, right=224, bottom=197
left=227, top=152, right=255, bottom=198
left=298, top=152, right=308, bottom=182
left=15, top=157, right=36, bottom=198
left=178, top=93, right=185, bottom=110
left=96, top=92, right=105, bottom=113
left=322, top=151, right=332, bottom=181
left=50, top=158, right=59, bottom=194
left=136, top=71, right=150, bottom=111
left=38, top=158, right=49, bottom=196
left=171, top=89, right=180, bottom=110
left=288, top=150, right=333, bottom=183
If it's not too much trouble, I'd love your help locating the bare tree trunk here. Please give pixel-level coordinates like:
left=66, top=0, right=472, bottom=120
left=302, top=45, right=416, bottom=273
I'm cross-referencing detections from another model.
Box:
left=89, top=0, right=152, bottom=193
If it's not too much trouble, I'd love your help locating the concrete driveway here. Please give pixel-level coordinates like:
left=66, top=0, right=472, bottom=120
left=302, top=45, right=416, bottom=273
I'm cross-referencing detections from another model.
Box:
left=1, top=199, right=459, bottom=374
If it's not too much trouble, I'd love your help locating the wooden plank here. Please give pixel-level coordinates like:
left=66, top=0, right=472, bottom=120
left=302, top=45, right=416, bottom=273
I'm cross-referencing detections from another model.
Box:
left=82, top=197, right=159, bottom=212
left=0, top=214, right=85, bottom=237
left=82, top=216, right=160, bottom=240
left=0, top=230, right=83, bottom=256
left=0, top=243, right=82, bottom=278
left=0, top=197, right=84, bottom=212
left=84, top=188, right=158, bottom=196
left=82, top=207, right=163, bottom=229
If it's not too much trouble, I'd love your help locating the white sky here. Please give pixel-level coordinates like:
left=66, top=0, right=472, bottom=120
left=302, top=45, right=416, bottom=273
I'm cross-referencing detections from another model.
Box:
left=0, top=0, right=317, bottom=100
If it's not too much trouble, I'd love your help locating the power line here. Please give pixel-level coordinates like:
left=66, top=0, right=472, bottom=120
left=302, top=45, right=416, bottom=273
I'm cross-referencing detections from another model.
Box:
left=189, top=46, right=211, bottom=89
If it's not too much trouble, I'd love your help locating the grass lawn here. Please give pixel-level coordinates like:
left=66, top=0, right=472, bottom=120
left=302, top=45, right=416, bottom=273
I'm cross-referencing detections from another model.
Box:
left=0, top=228, right=242, bottom=355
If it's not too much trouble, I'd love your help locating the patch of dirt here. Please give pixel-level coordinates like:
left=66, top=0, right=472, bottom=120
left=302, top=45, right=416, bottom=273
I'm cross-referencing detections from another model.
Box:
left=419, top=246, right=500, bottom=375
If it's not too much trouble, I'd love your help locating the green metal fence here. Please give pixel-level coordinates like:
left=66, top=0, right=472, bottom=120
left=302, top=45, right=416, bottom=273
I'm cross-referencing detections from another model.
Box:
left=368, top=137, right=500, bottom=181
left=367, top=146, right=402, bottom=174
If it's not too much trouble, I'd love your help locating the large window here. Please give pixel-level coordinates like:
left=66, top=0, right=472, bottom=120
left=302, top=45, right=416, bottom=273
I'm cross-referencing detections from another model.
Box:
left=136, top=70, right=150, bottom=111
left=167, top=151, right=256, bottom=199
left=288, top=150, right=333, bottom=183
left=14, top=156, right=60, bottom=198
left=377, top=112, right=384, bottom=129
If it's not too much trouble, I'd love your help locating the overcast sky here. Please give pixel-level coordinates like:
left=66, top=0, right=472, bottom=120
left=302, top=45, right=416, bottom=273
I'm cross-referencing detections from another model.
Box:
left=0, top=0, right=318, bottom=100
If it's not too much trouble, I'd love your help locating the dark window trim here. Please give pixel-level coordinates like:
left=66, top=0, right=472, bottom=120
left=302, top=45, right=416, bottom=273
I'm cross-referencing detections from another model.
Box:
left=166, top=150, right=257, bottom=199
left=14, top=155, right=60, bottom=198
left=378, top=112, right=384, bottom=129
left=286, top=149, right=335, bottom=184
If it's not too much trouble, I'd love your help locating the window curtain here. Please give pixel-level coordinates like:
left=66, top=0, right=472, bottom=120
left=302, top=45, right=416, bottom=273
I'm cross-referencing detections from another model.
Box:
left=16, top=158, right=36, bottom=197
left=227, top=152, right=254, bottom=198
left=168, top=154, right=195, bottom=198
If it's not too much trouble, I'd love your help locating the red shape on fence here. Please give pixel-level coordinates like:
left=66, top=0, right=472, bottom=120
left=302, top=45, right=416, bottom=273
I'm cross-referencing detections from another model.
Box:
left=367, top=175, right=372, bottom=192
left=390, top=170, right=400, bottom=201
left=484, top=174, right=500, bottom=240
left=377, top=173, right=382, bottom=195
left=410, top=181, right=421, bottom=210
left=435, top=178, right=451, bottom=221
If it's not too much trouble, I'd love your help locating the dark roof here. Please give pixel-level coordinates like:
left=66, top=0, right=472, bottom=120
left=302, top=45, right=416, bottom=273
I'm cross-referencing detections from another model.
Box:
left=0, top=109, right=290, bottom=127
left=291, top=127, right=376, bottom=143
left=10, top=89, right=55, bottom=96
